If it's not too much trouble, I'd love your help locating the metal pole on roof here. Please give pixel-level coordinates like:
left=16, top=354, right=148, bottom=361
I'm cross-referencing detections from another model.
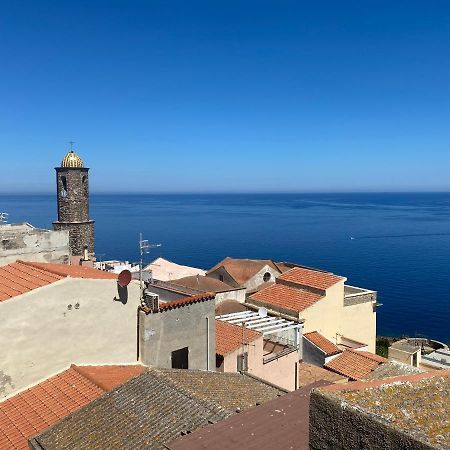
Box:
left=139, top=233, right=162, bottom=301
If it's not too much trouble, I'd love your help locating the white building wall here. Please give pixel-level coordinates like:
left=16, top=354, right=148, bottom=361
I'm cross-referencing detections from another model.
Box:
left=0, top=278, right=140, bottom=399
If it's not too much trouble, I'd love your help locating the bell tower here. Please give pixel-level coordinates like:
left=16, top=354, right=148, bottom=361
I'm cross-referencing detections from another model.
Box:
left=52, top=146, right=95, bottom=263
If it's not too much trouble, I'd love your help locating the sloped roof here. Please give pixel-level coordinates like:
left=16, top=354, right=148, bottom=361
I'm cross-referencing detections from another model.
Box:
left=171, top=275, right=237, bottom=293
left=0, top=260, right=117, bottom=303
left=303, top=331, right=342, bottom=357
left=207, top=257, right=281, bottom=285
left=143, top=257, right=205, bottom=281
left=297, top=362, right=346, bottom=388
left=141, top=292, right=216, bottom=314
left=324, top=350, right=387, bottom=380
left=22, top=261, right=117, bottom=280
left=216, top=320, right=261, bottom=356
left=249, top=283, right=322, bottom=313
left=168, top=381, right=330, bottom=450
left=30, top=369, right=284, bottom=450
left=0, top=365, right=144, bottom=450
left=278, top=266, right=344, bottom=290
left=71, top=365, right=146, bottom=391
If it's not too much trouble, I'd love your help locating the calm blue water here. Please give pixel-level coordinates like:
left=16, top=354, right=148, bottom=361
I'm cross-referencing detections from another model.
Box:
left=1, top=193, right=450, bottom=343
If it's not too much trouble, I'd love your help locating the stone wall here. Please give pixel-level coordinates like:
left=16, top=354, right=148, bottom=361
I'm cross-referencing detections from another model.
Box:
left=54, top=167, right=95, bottom=257
left=53, top=221, right=94, bottom=256
left=309, top=390, right=436, bottom=450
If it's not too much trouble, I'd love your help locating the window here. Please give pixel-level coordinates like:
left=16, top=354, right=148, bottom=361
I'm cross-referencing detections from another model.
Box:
left=263, top=272, right=271, bottom=282
left=82, top=175, right=88, bottom=196
left=60, top=176, right=68, bottom=197
left=219, top=274, right=224, bottom=282
left=171, top=347, right=189, bottom=369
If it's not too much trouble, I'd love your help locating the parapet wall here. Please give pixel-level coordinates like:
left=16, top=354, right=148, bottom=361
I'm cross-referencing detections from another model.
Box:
left=309, top=390, right=436, bottom=450
left=0, top=227, right=69, bottom=266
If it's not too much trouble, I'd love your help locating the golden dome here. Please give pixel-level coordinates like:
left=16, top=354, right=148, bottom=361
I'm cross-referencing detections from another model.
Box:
left=61, top=150, right=84, bottom=168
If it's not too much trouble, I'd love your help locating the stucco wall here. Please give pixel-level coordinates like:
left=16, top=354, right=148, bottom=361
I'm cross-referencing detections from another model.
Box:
left=300, top=282, right=376, bottom=353
left=0, top=279, right=141, bottom=399
left=0, top=228, right=70, bottom=266
left=310, top=390, right=436, bottom=450
left=302, top=337, right=326, bottom=367
left=262, top=350, right=298, bottom=391
left=222, top=335, right=264, bottom=378
left=215, top=288, right=246, bottom=304
left=139, top=301, right=216, bottom=371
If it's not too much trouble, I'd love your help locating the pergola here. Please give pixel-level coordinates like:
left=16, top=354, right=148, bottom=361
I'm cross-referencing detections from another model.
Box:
left=216, top=310, right=302, bottom=347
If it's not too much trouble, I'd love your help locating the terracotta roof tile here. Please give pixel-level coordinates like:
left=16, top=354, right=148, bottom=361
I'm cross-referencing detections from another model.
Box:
left=304, top=331, right=342, bottom=357
left=278, top=266, right=344, bottom=290
left=0, top=365, right=144, bottom=450
left=297, top=362, right=346, bottom=388
left=0, top=260, right=117, bottom=303
left=171, top=275, right=237, bottom=293
left=72, top=365, right=145, bottom=391
left=249, top=283, right=322, bottom=313
left=141, top=292, right=216, bottom=314
left=20, top=261, right=117, bottom=280
left=0, top=367, right=103, bottom=450
left=30, top=369, right=285, bottom=450
left=324, top=350, right=387, bottom=380
left=207, top=257, right=281, bottom=285
left=215, top=320, right=261, bottom=356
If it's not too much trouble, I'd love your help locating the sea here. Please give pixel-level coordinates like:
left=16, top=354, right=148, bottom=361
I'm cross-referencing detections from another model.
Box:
left=1, top=192, right=449, bottom=343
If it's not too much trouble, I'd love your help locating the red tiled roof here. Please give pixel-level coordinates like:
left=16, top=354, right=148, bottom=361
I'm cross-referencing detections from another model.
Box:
left=324, top=350, right=387, bottom=380
left=249, top=283, right=322, bottom=313
left=303, top=331, right=342, bottom=357
left=278, top=266, right=344, bottom=290
left=71, top=365, right=146, bottom=391
left=207, top=257, right=281, bottom=285
left=216, top=320, right=261, bottom=356
left=0, top=261, right=117, bottom=303
left=141, top=292, right=216, bottom=314
left=0, top=365, right=143, bottom=450
left=20, top=261, right=117, bottom=280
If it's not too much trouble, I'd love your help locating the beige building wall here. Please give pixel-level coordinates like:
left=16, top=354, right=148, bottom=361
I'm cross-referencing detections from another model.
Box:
left=262, top=351, right=298, bottom=391
left=0, top=278, right=140, bottom=399
left=300, top=282, right=376, bottom=353
left=221, top=335, right=265, bottom=379
left=215, top=288, right=246, bottom=304
left=341, top=301, right=376, bottom=353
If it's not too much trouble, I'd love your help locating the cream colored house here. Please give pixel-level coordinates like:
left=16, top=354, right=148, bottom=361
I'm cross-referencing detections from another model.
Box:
left=248, top=266, right=377, bottom=353
left=0, top=260, right=141, bottom=399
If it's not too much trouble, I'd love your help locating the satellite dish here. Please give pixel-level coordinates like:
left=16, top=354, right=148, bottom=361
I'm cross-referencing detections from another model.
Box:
left=118, top=270, right=132, bottom=287
left=258, top=307, right=268, bottom=318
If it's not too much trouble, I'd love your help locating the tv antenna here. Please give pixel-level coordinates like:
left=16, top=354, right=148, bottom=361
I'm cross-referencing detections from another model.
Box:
left=139, top=233, right=161, bottom=300
left=0, top=212, right=8, bottom=224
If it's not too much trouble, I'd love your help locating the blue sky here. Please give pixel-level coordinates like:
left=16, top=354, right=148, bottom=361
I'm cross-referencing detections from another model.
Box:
left=0, top=1, right=449, bottom=193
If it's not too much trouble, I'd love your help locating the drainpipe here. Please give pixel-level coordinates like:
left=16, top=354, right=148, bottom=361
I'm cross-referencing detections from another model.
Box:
left=206, top=316, right=210, bottom=371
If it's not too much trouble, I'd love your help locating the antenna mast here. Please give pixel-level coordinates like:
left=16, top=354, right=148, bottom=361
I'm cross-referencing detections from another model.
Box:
left=139, top=233, right=161, bottom=301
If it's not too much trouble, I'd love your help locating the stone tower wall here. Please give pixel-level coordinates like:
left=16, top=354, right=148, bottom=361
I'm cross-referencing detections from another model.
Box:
left=56, top=168, right=90, bottom=222
left=53, top=221, right=94, bottom=256
left=53, top=166, right=95, bottom=257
